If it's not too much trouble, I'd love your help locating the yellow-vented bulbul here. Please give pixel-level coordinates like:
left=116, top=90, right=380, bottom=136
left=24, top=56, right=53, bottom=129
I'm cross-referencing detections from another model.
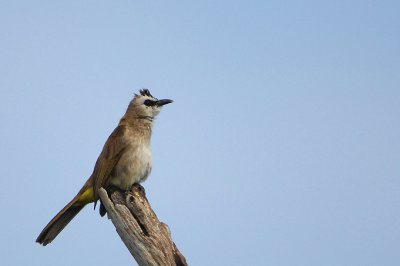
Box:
left=36, top=89, right=172, bottom=245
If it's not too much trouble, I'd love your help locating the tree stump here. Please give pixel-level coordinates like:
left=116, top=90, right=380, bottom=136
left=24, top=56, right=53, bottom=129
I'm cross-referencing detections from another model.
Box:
left=98, top=185, right=187, bottom=266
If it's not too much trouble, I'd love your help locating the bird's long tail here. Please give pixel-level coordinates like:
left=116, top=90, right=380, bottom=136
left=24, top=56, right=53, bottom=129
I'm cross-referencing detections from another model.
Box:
left=36, top=186, right=95, bottom=246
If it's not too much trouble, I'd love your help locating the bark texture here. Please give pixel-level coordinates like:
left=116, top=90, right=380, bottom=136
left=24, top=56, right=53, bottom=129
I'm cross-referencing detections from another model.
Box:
left=98, top=185, right=188, bottom=266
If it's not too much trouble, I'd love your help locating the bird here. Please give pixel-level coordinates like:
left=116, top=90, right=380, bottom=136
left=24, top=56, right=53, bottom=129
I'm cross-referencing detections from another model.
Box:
left=36, top=89, right=173, bottom=246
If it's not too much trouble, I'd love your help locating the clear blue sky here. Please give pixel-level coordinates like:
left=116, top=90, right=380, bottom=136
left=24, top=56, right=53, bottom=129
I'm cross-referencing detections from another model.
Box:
left=1, top=1, right=399, bottom=265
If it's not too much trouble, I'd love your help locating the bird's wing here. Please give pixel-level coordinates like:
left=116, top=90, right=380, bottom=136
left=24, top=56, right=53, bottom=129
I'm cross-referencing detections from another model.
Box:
left=92, top=125, right=128, bottom=200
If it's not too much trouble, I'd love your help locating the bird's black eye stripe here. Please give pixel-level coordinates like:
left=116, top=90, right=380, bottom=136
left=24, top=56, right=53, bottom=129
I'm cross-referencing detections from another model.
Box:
left=144, top=99, right=157, bottom=106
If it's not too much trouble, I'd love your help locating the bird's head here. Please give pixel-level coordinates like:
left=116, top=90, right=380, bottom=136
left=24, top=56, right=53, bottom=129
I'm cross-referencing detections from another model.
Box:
left=127, top=89, right=173, bottom=121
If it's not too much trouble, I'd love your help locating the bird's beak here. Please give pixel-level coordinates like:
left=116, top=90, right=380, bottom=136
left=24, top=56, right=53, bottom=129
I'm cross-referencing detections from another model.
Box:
left=156, top=99, right=173, bottom=106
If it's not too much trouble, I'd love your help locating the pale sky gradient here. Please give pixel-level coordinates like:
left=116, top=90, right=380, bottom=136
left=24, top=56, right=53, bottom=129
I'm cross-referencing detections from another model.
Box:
left=1, top=1, right=399, bottom=265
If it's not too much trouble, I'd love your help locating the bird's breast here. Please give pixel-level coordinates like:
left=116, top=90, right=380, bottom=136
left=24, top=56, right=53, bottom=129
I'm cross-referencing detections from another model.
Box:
left=109, top=143, right=152, bottom=190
